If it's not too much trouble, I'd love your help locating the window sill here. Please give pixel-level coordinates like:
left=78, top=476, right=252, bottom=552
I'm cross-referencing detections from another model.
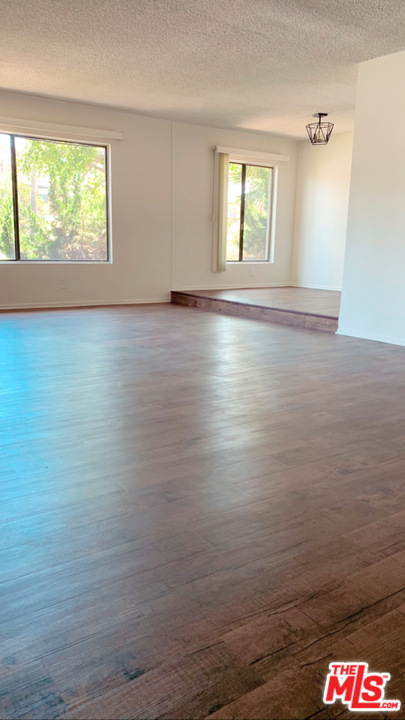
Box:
left=0, top=260, right=112, bottom=265
left=226, top=261, right=273, bottom=265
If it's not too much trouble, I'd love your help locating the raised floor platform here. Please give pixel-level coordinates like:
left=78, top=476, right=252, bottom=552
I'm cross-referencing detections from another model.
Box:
left=171, top=287, right=341, bottom=332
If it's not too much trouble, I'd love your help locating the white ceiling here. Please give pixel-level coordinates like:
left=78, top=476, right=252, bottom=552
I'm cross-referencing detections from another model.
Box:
left=1, top=0, right=405, bottom=137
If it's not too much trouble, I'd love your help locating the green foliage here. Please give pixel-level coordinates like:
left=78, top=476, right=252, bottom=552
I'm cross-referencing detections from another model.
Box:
left=0, top=136, right=107, bottom=261
left=243, top=165, right=270, bottom=260
left=17, top=139, right=107, bottom=260
left=0, top=194, right=15, bottom=259
left=226, top=162, right=271, bottom=262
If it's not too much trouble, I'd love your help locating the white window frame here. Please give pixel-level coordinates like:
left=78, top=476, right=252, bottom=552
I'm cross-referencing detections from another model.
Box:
left=0, top=118, right=122, bottom=264
left=213, top=146, right=288, bottom=271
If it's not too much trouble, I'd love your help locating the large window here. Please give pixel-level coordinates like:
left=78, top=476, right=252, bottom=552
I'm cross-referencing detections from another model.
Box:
left=226, top=162, right=273, bottom=263
left=0, top=134, right=109, bottom=261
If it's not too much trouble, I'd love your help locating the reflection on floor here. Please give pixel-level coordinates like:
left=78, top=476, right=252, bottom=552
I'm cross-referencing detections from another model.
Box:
left=1, top=304, right=405, bottom=719
left=171, top=287, right=341, bottom=333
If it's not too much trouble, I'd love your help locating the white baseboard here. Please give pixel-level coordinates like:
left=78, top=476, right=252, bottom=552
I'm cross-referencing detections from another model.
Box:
left=0, top=298, right=170, bottom=311
left=291, top=282, right=342, bottom=292
left=171, top=282, right=289, bottom=291
left=336, top=328, right=405, bottom=348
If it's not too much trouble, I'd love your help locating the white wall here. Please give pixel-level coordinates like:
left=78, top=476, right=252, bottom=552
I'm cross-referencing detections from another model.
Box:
left=0, top=91, right=172, bottom=309
left=0, top=91, right=299, bottom=309
left=292, top=132, right=353, bottom=291
left=171, top=122, right=298, bottom=290
left=339, top=50, right=405, bottom=346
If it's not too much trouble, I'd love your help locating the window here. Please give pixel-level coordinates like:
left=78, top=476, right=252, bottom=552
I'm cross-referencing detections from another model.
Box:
left=0, top=133, right=109, bottom=261
left=213, top=147, right=285, bottom=272
left=226, top=162, right=274, bottom=263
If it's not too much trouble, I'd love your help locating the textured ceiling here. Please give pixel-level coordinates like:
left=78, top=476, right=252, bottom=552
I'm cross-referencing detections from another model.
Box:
left=1, top=0, right=405, bottom=137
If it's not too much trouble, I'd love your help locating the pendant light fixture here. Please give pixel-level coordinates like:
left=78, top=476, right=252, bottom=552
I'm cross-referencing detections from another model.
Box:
left=306, top=113, right=334, bottom=145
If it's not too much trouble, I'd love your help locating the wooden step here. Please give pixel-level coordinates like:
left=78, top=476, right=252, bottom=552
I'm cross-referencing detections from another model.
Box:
left=171, top=291, right=339, bottom=332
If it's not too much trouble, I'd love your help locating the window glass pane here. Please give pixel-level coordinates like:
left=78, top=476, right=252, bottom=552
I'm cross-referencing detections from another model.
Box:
left=15, top=137, right=107, bottom=261
left=226, top=162, right=242, bottom=262
left=0, top=134, right=16, bottom=260
left=243, top=164, right=272, bottom=261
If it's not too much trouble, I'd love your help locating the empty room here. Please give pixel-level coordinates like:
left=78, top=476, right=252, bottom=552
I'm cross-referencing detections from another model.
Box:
left=1, top=1, right=405, bottom=719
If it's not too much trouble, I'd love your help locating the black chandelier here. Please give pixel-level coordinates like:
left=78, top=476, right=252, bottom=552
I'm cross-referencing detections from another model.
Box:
left=306, top=113, right=334, bottom=146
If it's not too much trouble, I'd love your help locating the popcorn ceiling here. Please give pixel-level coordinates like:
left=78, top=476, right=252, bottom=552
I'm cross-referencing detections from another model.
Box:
left=1, top=0, right=404, bottom=136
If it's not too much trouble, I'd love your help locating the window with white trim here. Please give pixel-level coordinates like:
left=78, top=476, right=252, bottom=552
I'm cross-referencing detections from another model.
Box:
left=213, top=148, right=283, bottom=272
left=0, top=133, right=109, bottom=261
left=226, top=161, right=274, bottom=263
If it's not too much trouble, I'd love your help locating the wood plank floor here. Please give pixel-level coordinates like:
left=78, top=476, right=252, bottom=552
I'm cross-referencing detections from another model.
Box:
left=173, top=288, right=341, bottom=317
left=171, top=288, right=340, bottom=333
left=1, top=304, right=405, bottom=720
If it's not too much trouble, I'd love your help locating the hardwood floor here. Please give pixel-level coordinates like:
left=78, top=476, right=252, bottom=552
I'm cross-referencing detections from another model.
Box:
left=171, top=288, right=340, bottom=333
left=1, top=303, right=405, bottom=720
left=172, top=288, right=341, bottom=317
